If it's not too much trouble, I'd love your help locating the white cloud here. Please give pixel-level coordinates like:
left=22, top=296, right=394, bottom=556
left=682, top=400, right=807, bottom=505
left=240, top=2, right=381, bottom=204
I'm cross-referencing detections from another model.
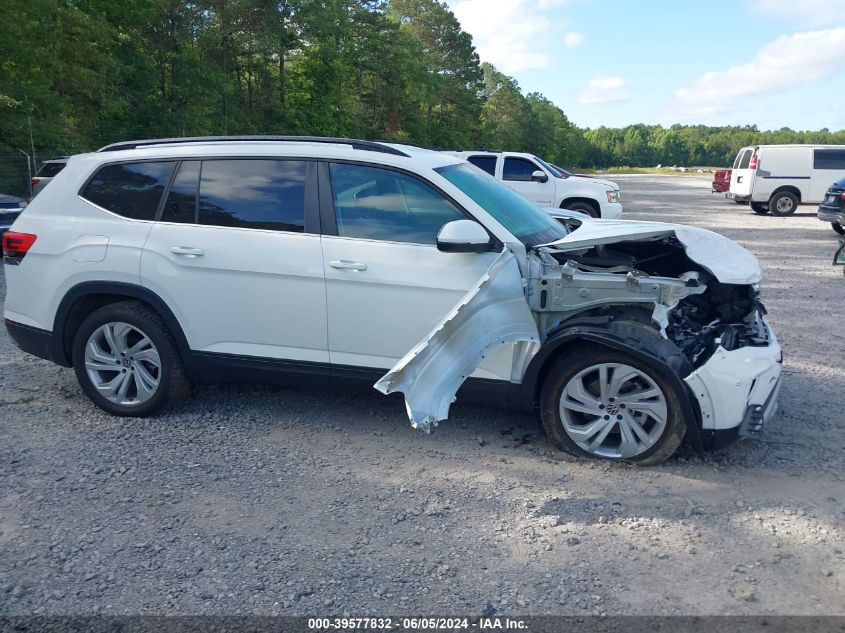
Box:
left=751, top=0, right=845, bottom=25
left=449, top=0, right=570, bottom=73
left=563, top=32, right=584, bottom=47
left=578, top=75, right=629, bottom=105
left=668, top=27, right=845, bottom=122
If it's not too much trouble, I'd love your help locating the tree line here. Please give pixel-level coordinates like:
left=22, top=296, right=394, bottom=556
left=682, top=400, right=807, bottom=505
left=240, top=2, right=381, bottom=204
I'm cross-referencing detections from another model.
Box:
left=2, top=0, right=844, bottom=175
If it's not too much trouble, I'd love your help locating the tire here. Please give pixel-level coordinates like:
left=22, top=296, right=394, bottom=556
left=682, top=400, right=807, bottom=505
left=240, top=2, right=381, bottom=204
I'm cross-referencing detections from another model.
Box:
left=539, top=345, right=686, bottom=465
left=563, top=201, right=600, bottom=218
left=832, top=222, right=845, bottom=235
left=769, top=191, right=799, bottom=216
left=71, top=300, right=188, bottom=416
left=750, top=202, right=769, bottom=215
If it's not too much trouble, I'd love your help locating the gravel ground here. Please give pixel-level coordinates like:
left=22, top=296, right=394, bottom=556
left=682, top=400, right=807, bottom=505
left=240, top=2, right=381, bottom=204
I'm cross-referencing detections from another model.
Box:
left=1, top=175, right=843, bottom=617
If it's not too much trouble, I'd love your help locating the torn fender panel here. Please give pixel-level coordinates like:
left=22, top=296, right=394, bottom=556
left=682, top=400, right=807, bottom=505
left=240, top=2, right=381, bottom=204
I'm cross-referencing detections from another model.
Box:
left=539, top=219, right=762, bottom=285
left=374, top=249, right=539, bottom=432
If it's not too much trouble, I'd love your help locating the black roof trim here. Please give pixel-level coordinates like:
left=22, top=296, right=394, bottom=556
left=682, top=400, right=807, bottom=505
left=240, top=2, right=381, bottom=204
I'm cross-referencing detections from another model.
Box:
left=96, top=136, right=410, bottom=157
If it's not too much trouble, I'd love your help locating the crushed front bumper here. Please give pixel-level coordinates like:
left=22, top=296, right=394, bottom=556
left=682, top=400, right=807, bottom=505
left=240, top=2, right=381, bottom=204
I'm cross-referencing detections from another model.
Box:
left=684, top=318, right=782, bottom=437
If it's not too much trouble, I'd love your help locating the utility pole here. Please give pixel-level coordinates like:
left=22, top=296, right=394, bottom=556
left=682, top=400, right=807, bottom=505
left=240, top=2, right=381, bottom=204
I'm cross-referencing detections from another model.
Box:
left=28, top=115, right=36, bottom=171
left=18, top=149, right=32, bottom=199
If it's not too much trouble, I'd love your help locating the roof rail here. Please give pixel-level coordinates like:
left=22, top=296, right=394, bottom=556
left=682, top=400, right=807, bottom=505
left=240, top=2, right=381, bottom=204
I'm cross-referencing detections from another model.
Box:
left=96, top=136, right=411, bottom=157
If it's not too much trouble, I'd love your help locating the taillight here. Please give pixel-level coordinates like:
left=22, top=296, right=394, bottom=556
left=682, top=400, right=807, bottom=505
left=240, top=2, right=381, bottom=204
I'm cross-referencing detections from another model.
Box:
left=2, top=232, right=37, bottom=265
left=31, top=178, right=41, bottom=186
left=840, top=191, right=845, bottom=201
left=749, top=152, right=758, bottom=170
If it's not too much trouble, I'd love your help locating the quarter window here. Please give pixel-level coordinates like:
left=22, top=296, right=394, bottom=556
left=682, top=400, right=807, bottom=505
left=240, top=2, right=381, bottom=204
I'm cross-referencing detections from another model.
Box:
left=197, top=159, right=307, bottom=232
left=161, top=161, right=200, bottom=224
left=503, top=157, right=541, bottom=182
left=329, top=163, right=465, bottom=244
left=813, top=149, right=845, bottom=170
left=467, top=156, right=497, bottom=176
left=81, top=161, right=175, bottom=220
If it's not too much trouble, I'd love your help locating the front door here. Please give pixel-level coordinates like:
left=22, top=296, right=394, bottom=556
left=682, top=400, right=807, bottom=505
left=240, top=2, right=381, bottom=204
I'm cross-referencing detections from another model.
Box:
left=501, top=156, right=556, bottom=207
left=319, top=161, right=502, bottom=375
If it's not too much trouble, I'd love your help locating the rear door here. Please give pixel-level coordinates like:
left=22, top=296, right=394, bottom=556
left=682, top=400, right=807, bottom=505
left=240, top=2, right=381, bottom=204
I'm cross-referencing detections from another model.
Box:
left=729, top=147, right=755, bottom=198
left=811, top=148, right=845, bottom=202
left=465, top=154, right=497, bottom=177
left=502, top=156, right=555, bottom=206
left=140, top=158, right=328, bottom=363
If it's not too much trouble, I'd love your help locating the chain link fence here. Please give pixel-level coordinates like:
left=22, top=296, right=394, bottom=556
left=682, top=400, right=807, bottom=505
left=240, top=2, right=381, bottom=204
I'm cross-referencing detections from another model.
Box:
left=0, top=151, right=69, bottom=199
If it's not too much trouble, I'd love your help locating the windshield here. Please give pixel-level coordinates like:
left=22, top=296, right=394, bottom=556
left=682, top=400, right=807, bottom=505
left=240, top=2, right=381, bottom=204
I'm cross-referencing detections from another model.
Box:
left=535, top=157, right=568, bottom=179
left=435, top=163, right=567, bottom=247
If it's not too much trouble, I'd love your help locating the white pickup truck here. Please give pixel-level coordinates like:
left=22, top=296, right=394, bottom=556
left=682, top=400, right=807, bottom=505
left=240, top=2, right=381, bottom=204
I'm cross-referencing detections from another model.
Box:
left=446, top=150, right=622, bottom=219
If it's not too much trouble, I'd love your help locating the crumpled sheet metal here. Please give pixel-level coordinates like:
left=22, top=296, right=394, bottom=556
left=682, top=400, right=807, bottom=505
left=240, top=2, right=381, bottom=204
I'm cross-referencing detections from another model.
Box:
left=374, top=249, right=539, bottom=433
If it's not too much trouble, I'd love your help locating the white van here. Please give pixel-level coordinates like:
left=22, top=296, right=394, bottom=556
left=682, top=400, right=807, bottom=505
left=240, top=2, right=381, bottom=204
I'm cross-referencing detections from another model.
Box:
left=445, top=151, right=622, bottom=219
left=728, top=145, right=845, bottom=216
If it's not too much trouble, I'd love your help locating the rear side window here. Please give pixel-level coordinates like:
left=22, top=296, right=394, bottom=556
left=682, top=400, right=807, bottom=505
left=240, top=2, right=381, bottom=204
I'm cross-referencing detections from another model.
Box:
left=503, top=157, right=540, bottom=181
left=81, top=161, right=175, bottom=220
left=813, top=149, right=845, bottom=170
left=161, top=161, right=200, bottom=224
left=467, top=156, right=497, bottom=176
left=197, top=159, right=306, bottom=232
left=37, top=162, right=66, bottom=177
left=738, top=150, right=753, bottom=169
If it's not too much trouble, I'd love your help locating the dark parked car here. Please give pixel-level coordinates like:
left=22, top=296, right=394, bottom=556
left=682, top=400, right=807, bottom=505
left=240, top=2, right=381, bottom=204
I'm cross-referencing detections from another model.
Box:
left=0, top=194, right=26, bottom=232
left=712, top=169, right=731, bottom=193
left=818, top=177, right=845, bottom=235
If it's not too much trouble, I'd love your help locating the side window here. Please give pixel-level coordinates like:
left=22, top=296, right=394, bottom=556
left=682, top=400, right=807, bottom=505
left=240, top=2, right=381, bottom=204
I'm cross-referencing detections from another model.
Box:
left=329, top=163, right=465, bottom=244
left=467, top=155, right=497, bottom=176
left=81, top=161, right=175, bottom=220
left=813, top=149, right=845, bottom=170
left=197, top=159, right=306, bottom=232
left=503, top=157, right=540, bottom=182
left=161, top=161, right=200, bottom=224
left=738, top=150, right=753, bottom=169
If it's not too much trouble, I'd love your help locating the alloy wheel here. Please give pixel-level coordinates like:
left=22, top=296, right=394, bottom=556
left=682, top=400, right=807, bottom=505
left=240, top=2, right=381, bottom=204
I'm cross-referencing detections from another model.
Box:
left=84, top=322, right=161, bottom=406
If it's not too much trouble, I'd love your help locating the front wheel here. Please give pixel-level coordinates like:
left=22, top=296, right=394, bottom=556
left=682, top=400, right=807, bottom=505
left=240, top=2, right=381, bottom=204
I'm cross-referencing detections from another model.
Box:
left=751, top=202, right=769, bottom=215
left=769, top=191, right=799, bottom=216
left=72, top=301, right=187, bottom=416
left=563, top=201, right=600, bottom=218
left=832, top=222, right=845, bottom=235
left=539, top=345, right=686, bottom=465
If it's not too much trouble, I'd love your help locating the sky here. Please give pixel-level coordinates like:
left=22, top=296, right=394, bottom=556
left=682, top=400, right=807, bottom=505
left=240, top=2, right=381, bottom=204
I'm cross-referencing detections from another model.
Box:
left=443, top=0, right=845, bottom=131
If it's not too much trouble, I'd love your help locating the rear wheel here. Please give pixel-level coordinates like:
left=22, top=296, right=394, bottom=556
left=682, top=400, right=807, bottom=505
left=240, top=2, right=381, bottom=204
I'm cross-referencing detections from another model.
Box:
left=751, top=202, right=769, bottom=214
left=563, top=201, right=600, bottom=218
left=539, top=346, right=686, bottom=465
left=832, top=222, right=845, bottom=235
left=769, top=191, right=799, bottom=216
left=72, top=301, right=187, bottom=416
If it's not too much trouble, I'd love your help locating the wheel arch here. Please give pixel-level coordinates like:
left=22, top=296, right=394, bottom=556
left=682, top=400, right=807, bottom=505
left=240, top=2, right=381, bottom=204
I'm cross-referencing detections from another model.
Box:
left=770, top=185, right=802, bottom=203
left=514, top=319, right=704, bottom=451
left=51, top=282, right=192, bottom=372
left=559, top=197, right=600, bottom=217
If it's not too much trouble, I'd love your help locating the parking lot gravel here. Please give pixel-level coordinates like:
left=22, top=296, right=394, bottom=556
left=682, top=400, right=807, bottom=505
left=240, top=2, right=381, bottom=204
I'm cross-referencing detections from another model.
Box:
left=1, top=175, right=843, bottom=616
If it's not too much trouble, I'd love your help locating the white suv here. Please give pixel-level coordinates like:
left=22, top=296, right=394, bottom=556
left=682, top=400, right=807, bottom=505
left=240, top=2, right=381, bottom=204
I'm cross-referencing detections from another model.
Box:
left=446, top=151, right=622, bottom=219
left=2, top=136, right=782, bottom=464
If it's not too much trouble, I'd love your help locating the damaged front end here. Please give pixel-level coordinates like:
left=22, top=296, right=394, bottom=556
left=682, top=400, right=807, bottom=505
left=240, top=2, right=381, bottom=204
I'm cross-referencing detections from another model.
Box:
left=377, top=218, right=782, bottom=447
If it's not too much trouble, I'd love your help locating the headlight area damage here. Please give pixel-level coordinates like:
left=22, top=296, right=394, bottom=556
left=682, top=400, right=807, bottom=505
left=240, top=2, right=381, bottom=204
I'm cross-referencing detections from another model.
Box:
left=376, top=219, right=783, bottom=447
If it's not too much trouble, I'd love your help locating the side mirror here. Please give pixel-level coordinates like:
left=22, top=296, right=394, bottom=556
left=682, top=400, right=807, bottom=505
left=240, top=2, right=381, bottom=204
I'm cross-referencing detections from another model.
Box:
left=531, top=170, right=549, bottom=183
left=436, top=220, right=493, bottom=253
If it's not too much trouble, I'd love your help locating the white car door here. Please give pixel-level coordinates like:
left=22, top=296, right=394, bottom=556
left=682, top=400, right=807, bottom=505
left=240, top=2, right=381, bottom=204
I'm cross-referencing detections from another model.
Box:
left=140, top=158, right=328, bottom=362
left=501, top=156, right=556, bottom=206
left=319, top=161, right=503, bottom=375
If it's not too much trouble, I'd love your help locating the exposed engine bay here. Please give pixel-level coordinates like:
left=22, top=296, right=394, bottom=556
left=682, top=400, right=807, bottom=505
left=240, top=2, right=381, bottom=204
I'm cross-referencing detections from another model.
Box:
left=535, top=236, right=772, bottom=368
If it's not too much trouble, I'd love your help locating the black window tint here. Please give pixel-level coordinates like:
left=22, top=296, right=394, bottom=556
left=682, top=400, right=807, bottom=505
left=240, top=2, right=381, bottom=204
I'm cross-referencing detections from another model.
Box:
left=503, top=157, right=540, bottom=181
left=467, top=156, right=497, bottom=176
left=161, top=161, right=199, bottom=224
left=329, top=163, right=465, bottom=244
left=738, top=150, right=753, bottom=169
left=197, top=160, right=306, bottom=232
left=732, top=151, right=744, bottom=169
left=813, top=149, right=845, bottom=170
left=82, top=161, right=175, bottom=220
left=37, top=162, right=65, bottom=177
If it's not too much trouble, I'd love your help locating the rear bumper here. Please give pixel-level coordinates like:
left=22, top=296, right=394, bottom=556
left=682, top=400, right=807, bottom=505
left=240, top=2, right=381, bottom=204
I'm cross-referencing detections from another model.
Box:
left=818, top=206, right=845, bottom=224
left=727, top=192, right=750, bottom=202
left=4, top=319, right=60, bottom=364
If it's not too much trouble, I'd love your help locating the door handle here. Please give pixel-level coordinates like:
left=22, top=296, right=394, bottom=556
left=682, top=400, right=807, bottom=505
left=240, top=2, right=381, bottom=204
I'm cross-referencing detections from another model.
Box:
left=329, top=259, right=367, bottom=271
left=170, top=246, right=205, bottom=257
